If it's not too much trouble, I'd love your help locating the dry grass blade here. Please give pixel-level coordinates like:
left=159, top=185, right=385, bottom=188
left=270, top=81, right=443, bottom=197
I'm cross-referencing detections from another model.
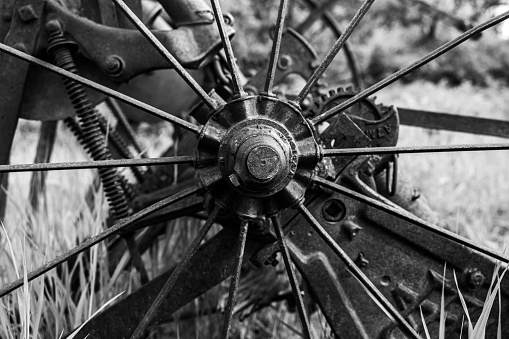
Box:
left=65, top=290, right=125, bottom=339
left=470, top=266, right=507, bottom=339
left=419, top=307, right=431, bottom=339
left=438, top=264, right=446, bottom=339
left=453, top=270, right=474, bottom=334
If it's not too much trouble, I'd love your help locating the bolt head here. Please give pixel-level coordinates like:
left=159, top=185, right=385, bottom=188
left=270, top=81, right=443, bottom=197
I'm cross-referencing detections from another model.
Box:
left=104, top=56, right=124, bottom=76
left=13, top=43, right=26, bottom=53
left=18, top=5, right=37, bottom=22
left=278, top=55, right=292, bottom=70
left=45, top=19, right=62, bottom=33
left=466, top=269, right=485, bottom=290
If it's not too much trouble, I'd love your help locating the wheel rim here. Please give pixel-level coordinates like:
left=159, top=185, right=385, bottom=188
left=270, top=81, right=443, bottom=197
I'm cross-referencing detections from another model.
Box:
left=0, top=0, right=509, bottom=338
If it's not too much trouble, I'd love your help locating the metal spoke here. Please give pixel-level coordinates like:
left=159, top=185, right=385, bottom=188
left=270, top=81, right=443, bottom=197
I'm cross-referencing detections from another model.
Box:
left=311, top=10, right=509, bottom=125
left=210, top=0, right=246, bottom=97
left=296, top=203, right=421, bottom=339
left=0, top=184, right=202, bottom=298
left=264, top=0, right=290, bottom=94
left=294, top=0, right=375, bottom=105
left=221, top=220, right=249, bottom=339
left=0, top=156, right=195, bottom=173
left=321, top=143, right=509, bottom=157
left=313, top=176, right=509, bottom=265
left=271, top=216, right=312, bottom=339
left=0, top=42, right=201, bottom=134
left=112, top=0, right=218, bottom=110
left=130, top=205, right=220, bottom=339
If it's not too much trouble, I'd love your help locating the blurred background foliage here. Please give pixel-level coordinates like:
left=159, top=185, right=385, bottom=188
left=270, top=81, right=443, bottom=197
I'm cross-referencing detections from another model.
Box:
left=222, top=0, right=509, bottom=88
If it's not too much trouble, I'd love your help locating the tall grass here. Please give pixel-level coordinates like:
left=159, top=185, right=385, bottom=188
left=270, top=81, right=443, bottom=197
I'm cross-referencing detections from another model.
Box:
left=0, top=81, right=508, bottom=337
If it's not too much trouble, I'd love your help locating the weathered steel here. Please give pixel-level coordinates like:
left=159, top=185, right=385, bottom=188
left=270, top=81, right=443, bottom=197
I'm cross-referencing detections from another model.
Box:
left=311, top=10, right=509, bottom=125
left=397, top=107, right=509, bottom=138
left=0, top=0, right=46, bottom=220
left=244, top=29, right=318, bottom=97
left=70, top=228, right=265, bottom=339
left=28, top=121, right=58, bottom=211
left=0, top=41, right=202, bottom=133
left=295, top=0, right=375, bottom=105
left=0, top=156, right=195, bottom=173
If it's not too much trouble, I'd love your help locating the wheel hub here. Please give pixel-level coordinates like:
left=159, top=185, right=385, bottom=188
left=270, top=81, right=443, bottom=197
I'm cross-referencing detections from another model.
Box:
left=197, top=95, right=319, bottom=218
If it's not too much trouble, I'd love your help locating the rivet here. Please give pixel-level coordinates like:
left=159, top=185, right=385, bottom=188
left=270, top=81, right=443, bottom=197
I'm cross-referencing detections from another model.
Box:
left=13, top=43, right=26, bottom=53
left=278, top=54, right=292, bottom=70
left=45, top=19, right=62, bottom=33
left=18, top=5, right=38, bottom=22
left=104, top=55, right=124, bottom=77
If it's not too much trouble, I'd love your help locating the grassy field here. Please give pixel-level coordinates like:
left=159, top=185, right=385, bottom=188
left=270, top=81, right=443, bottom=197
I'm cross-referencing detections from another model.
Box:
left=0, top=80, right=508, bottom=338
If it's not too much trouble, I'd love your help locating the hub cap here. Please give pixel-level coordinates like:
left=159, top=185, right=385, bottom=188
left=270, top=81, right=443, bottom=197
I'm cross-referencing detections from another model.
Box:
left=197, top=95, right=319, bottom=218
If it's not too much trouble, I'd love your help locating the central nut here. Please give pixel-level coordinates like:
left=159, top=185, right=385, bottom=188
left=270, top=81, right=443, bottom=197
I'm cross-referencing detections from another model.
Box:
left=246, top=145, right=281, bottom=181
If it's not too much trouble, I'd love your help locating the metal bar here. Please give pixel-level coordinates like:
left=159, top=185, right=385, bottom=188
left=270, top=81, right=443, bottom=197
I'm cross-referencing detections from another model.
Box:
left=272, top=216, right=312, bottom=339
left=209, top=0, right=246, bottom=97
left=296, top=203, right=421, bottom=339
left=107, top=98, right=145, bottom=155
left=130, top=205, right=220, bottom=339
left=112, top=0, right=218, bottom=110
left=221, top=220, right=249, bottom=339
left=321, top=143, right=509, bottom=157
left=0, top=42, right=201, bottom=134
left=264, top=0, right=290, bottom=94
left=0, top=184, right=202, bottom=298
left=310, top=10, right=509, bottom=125
left=397, top=107, right=509, bottom=138
left=313, top=176, right=509, bottom=265
left=0, top=156, right=195, bottom=173
left=294, top=0, right=375, bottom=105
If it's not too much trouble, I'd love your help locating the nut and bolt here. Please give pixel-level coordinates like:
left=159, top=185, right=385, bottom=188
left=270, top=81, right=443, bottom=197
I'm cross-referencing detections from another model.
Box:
left=18, top=5, right=38, bottom=22
left=465, top=268, right=485, bottom=290
left=278, top=55, right=293, bottom=70
left=45, top=19, right=62, bottom=33
left=104, top=55, right=124, bottom=76
left=322, top=198, right=346, bottom=222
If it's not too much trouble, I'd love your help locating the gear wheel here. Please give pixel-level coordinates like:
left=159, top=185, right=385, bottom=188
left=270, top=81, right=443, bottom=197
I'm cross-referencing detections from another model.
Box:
left=309, top=86, right=383, bottom=121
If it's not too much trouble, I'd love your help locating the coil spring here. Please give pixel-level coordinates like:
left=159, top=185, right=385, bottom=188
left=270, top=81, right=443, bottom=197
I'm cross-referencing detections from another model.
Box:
left=47, top=26, right=129, bottom=220
left=64, top=117, right=138, bottom=201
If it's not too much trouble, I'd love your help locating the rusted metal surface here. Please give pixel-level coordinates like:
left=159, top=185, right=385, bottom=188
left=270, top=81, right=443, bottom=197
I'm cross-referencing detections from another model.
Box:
left=397, top=107, right=509, bottom=138
left=17, top=0, right=230, bottom=121
left=0, top=0, right=46, bottom=219
left=287, top=179, right=508, bottom=338
left=71, top=228, right=265, bottom=339
left=244, top=29, right=318, bottom=97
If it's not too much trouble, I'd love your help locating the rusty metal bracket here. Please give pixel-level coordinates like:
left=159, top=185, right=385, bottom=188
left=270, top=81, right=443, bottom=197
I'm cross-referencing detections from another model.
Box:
left=18, top=0, right=234, bottom=121
left=0, top=0, right=46, bottom=218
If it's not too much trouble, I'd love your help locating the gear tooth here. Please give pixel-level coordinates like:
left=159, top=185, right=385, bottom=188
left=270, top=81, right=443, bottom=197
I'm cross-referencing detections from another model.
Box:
left=338, top=87, right=344, bottom=93
left=320, top=94, right=328, bottom=102
left=345, top=85, right=353, bottom=92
